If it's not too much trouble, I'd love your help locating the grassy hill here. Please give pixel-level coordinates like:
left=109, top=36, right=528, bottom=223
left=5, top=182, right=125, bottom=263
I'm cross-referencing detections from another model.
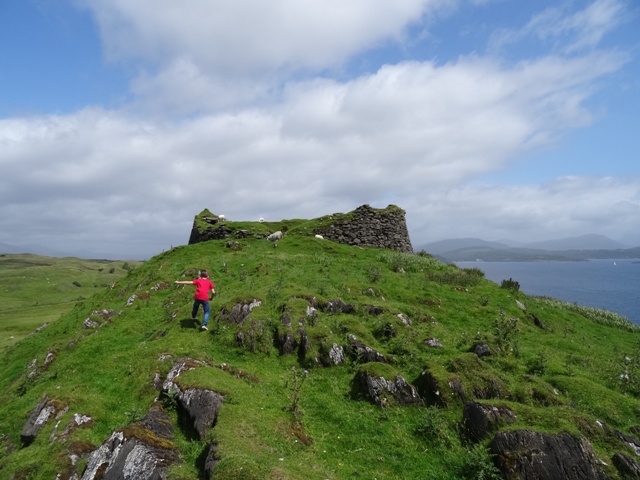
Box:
left=0, top=254, right=142, bottom=351
left=1, top=216, right=640, bottom=479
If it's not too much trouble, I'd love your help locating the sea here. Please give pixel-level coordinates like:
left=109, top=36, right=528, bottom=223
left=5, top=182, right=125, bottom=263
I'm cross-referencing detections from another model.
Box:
left=455, top=258, right=640, bottom=325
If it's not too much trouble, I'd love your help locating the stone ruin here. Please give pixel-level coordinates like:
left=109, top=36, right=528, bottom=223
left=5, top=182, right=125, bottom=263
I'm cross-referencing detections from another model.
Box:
left=187, top=204, right=414, bottom=253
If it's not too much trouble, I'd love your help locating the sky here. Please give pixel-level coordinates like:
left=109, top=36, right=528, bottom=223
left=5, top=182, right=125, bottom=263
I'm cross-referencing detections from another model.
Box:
left=1, top=0, right=639, bottom=259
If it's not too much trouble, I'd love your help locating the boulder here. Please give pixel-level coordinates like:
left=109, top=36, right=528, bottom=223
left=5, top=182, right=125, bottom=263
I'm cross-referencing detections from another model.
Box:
left=21, top=397, right=67, bottom=446
left=346, top=334, right=387, bottom=363
left=461, top=401, right=517, bottom=443
left=220, top=299, right=262, bottom=324
left=324, top=299, right=355, bottom=314
left=176, top=388, right=224, bottom=441
left=80, top=404, right=178, bottom=480
left=354, top=369, right=421, bottom=407
left=413, top=370, right=448, bottom=407
left=319, top=342, right=345, bottom=366
left=161, top=358, right=206, bottom=396
left=615, top=430, right=640, bottom=455
left=612, top=452, right=640, bottom=479
left=489, top=430, right=609, bottom=480
left=471, top=343, right=492, bottom=357
left=203, top=443, right=221, bottom=479
left=425, top=338, right=443, bottom=349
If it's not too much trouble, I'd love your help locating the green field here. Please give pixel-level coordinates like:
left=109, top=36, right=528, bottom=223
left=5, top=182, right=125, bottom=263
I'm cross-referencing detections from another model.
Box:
left=0, top=254, right=141, bottom=351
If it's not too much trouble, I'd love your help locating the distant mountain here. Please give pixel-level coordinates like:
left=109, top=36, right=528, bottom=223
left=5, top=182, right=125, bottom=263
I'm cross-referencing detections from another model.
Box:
left=418, top=238, right=511, bottom=255
left=418, top=234, right=640, bottom=262
left=525, top=234, right=628, bottom=251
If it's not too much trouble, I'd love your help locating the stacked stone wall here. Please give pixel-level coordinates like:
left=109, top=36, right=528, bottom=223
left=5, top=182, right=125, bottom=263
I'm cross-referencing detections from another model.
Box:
left=314, top=205, right=413, bottom=253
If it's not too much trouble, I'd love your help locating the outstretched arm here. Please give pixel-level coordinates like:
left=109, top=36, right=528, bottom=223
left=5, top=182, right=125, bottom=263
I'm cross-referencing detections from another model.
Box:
left=174, top=280, right=194, bottom=285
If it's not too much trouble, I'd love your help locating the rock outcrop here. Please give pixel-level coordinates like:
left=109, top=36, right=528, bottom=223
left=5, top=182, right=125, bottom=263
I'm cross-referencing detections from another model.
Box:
left=489, top=430, right=609, bottom=480
left=460, top=401, right=517, bottom=443
left=81, top=403, right=178, bottom=480
left=353, top=367, right=422, bottom=407
left=21, top=396, right=67, bottom=446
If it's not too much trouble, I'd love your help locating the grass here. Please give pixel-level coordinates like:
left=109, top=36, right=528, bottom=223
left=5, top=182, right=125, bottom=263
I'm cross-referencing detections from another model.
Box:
left=1, top=228, right=640, bottom=479
left=0, top=254, right=141, bottom=351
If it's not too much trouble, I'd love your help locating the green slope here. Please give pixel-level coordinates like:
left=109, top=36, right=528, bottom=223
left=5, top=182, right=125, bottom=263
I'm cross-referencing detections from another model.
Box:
left=0, top=254, right=141, bottom=351
left=1, top=229, right=639, bottom=479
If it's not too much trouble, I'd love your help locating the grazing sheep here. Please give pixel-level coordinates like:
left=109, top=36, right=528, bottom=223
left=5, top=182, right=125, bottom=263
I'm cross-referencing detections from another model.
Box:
left=315, top=234, right=324, bottom=239
left=267, top=231, right=283, bottom=242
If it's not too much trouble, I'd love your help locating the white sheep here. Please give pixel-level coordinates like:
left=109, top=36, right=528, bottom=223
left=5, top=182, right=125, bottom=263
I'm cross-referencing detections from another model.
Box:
left=259, top=217, right=264, bottom=222
left=315, top=234, right=324, bottom=239
left=218, top=214, right=225, bottom=220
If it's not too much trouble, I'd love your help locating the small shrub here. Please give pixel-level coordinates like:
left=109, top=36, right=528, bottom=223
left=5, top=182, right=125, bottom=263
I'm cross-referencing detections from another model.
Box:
left=457, top=444, right=502, bottom=480
left=414, top=407, right=454, bottom=447
left=284, top=366, right=308, bottom=423
left=367, top=266, right=382, bottom=283
left=500, top=277, right=520, bottom=292
left=527, top=352, right=548, bottom=376
left=493, top=310, right=519, bottom=356
left=428, top=269, right=483, bottom=287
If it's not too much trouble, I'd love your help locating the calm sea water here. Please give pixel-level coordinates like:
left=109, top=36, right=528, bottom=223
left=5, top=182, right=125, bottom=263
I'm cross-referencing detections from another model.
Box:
left=455, top=259, right=640, bottom=325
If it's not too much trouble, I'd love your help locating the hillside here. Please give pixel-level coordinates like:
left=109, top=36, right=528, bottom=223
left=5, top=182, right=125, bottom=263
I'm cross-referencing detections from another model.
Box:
left=0, top=254, right=142, bottom=351
left=420, top=235, right=639, bottom=262
left=2, top=208, right=640, bottom=479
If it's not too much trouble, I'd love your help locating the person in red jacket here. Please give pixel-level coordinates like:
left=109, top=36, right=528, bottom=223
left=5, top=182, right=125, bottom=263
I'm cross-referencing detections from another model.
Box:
left=175, top=269, right=216, bottom=330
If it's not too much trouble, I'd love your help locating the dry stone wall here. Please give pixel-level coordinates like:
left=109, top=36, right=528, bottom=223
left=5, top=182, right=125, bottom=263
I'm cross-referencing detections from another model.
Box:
left=314, top=204, right=413, bottom=253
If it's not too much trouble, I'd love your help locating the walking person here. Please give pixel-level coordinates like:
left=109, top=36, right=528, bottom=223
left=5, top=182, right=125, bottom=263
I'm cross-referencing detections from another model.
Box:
left=175, top=269, right=216, bottom=330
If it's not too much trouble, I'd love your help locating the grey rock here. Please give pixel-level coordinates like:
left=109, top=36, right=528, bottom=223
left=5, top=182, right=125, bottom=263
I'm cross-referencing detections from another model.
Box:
left=424, top=338, right=443, bottom=349
left=612, top=452, right=640, bottom=479
left=176, top=388, right=224, bottom=440
left=21, top=397, right=66, bottom=446
left=347, top=334, right=386, bottom=363
left=471, top=343, right=492, bottom=357
left=461, top=401, right=517, bottom=443
left=355, top=370, right=421, bottom=407
left=81, top=404, right=177, bottom=480
left=490, top=430, right=609, bottom=480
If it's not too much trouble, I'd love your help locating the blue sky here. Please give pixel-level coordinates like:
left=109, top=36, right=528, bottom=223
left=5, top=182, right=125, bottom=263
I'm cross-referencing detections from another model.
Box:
left=1, top=0, right=639, bottom=259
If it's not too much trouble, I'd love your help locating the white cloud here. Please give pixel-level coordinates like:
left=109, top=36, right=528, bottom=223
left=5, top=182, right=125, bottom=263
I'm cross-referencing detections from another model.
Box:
left=81, top=0, right=459, bottom=112
left=84, top=0, right=447, bottom=72
left=0, top=39, right=631, bottom=256
left=0, top=1, right=635, bottom=257
left=409, top=176, right=640, bottom=247
left=489, top=0, right=626, bottom=54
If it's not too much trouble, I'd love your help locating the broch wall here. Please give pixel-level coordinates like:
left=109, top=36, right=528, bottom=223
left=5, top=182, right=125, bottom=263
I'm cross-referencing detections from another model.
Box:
left=313, top=204, right=413, bottom=253
left=188, top=204, right=413, bottom=253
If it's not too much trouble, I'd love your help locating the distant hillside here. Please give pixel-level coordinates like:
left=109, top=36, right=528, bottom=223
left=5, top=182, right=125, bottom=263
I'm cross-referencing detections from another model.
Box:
left=2, top=208, right=640, bottom=479
left=420, top=234, right=639, bottom=262
left=526, top=234, right=628, bottom=251
left=417, top=238, right=510, bottom=255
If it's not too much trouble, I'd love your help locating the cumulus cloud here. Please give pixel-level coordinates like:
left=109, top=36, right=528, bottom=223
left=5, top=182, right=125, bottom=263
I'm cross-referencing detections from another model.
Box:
left=84, top=0, right=445, bottom=70
left=409, top=176, right=640, bottom=247
left=0, top=0, right=636, bottom=257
